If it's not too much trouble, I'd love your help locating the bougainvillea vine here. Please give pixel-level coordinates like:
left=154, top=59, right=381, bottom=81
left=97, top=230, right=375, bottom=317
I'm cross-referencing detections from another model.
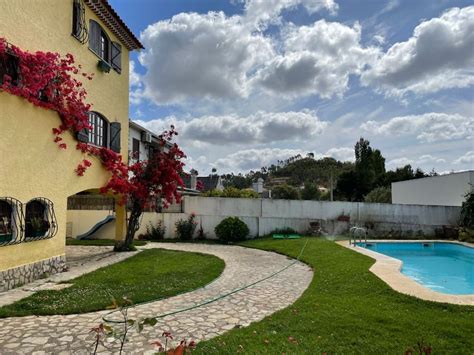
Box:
left=0, top=38, right=186, bottom=218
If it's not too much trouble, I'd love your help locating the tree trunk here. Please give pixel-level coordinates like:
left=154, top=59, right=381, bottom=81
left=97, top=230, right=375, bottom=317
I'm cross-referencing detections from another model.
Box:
left=114, top=199, right=142, bottom=252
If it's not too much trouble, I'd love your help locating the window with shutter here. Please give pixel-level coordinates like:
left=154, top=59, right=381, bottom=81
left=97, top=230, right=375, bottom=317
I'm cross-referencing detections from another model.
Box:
left=88, top=112, right=109, bottom=147
left=109, top=122, right=121, bottom=153
left=132, top=138, right=140, bottom=161
left=111, top=42, right=122, bottom=73
left=89, top=20, right=100, bottom=56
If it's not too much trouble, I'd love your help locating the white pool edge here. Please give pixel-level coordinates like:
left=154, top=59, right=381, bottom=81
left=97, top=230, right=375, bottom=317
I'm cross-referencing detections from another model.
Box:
left=337, top=240, right=474, bottom=306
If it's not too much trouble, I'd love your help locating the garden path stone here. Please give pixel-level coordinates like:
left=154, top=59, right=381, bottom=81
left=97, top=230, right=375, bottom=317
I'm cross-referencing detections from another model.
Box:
left=0, top=243, right=312, bottom=354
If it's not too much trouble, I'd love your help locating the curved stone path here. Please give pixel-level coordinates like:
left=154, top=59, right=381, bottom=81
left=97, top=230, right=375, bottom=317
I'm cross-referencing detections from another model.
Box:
left=0, top=243, right=313, bottom=354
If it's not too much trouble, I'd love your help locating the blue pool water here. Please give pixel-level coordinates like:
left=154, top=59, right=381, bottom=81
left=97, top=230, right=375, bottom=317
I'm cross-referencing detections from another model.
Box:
left=358, top=242, right=474, bottom=295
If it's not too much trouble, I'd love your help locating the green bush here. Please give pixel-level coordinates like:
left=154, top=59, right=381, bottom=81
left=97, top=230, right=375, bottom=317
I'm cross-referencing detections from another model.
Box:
left=460, top=189, right=474, bottom=229
left=272, top=184, right=300, bottom=200
left=204, top=187, right=259, bottom=198
left=175, top=214, right=197, bottom=240
left=144, top=220, right=166, bottom=240
left=215, top=217, right=249, bottom=243
left=364, top=186, right=391, bottom=203
left=301, top=182, right=321, bottom=200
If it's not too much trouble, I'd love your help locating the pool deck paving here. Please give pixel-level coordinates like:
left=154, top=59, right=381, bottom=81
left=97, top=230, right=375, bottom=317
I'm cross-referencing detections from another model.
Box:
left=0, top=243, right=313, bottom=354
left=339, top=240, right=474, bottom=306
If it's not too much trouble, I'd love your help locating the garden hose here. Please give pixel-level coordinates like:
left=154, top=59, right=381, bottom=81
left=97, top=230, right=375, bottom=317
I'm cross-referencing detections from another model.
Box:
left=102, top=239, right=309, bottom=324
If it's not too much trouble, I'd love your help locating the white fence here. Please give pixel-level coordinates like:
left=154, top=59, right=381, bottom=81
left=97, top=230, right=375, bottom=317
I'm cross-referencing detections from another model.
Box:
left=146, top=197, right=461, bottom=239
left=68, top=196, right=461, bottom=239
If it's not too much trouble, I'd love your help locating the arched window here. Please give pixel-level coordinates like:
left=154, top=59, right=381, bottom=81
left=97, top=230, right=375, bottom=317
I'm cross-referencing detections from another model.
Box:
left=25, top=198, right=57, bottom=240
left=88, top=112, right=109, bottom=147
left=0, top=200, right=13, bottom=243
left=89, top=20, right=110, bottom=63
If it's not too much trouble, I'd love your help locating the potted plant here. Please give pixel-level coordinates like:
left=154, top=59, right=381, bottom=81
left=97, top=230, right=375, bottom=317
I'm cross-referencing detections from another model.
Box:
left=0, top=217, right=12, bottom=242
left=97, top=59, right=111, bottom=73
left=27, top=217, right=50, bottom=238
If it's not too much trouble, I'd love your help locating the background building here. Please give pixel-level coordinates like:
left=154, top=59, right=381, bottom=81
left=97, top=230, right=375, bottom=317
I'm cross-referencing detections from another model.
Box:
left=391, top=170, right=473, bottom=206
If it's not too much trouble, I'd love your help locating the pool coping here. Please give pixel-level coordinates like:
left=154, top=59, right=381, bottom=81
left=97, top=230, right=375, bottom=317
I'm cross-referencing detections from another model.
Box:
left=337, top=240, right=474, bottom=306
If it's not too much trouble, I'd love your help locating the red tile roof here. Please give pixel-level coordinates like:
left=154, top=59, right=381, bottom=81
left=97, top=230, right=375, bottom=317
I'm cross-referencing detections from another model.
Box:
left=84, top=0, right=144, bottom=50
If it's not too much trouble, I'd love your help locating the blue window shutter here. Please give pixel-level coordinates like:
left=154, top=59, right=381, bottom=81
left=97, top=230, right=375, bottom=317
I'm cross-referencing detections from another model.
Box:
left=109, top=122, right=121, bottom=153
left=89, top=20, right=100, bottom=55
left=76, top=127, right=89, bottom=143
left=111, top=42, right=122, bottom=73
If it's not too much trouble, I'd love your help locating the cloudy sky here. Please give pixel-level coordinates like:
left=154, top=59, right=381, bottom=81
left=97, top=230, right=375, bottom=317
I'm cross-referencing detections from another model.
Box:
left=111, top=0, right=474, bottom=174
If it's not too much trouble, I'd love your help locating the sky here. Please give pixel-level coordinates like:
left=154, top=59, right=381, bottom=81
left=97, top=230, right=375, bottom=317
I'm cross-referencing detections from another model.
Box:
left=110, top=0, right=474, bottom=175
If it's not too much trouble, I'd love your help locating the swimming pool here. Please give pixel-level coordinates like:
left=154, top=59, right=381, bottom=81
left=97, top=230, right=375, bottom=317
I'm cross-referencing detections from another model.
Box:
left=358, top=242, right=474, bottom=295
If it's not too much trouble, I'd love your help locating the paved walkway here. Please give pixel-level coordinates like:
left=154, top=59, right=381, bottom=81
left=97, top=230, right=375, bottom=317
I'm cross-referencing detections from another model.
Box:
left=0, top=243, right=313, bottom=354
left=0, top=246, right=139, bottom=307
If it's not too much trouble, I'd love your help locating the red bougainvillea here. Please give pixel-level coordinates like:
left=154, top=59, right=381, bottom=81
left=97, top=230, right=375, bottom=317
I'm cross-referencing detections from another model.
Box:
left=0, top=38, right=185, bottom=209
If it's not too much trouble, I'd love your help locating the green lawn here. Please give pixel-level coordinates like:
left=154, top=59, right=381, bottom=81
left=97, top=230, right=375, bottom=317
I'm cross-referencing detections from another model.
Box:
left=195, top=238, right=474, bottom=354
left=0, top=249, right=224, bottom=317
left=66, top=238, right=147, bottom=246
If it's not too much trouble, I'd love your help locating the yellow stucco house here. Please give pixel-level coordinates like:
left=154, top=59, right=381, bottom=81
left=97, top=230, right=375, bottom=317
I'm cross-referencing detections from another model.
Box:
left=0, top=0, right=142, bottom=291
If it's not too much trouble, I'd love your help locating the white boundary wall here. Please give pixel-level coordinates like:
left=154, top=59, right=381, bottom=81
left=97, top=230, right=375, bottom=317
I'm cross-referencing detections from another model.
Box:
left=173, top=197, right=460, bottom=238
left=68, top=196, right=461, bottom=239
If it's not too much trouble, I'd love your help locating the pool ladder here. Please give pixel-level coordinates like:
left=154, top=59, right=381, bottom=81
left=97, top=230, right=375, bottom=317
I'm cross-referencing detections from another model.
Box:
left=351, top=234, right=367, bottom=246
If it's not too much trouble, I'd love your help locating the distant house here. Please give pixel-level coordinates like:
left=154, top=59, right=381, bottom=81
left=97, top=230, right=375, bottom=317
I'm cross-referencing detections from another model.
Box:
left=252, top=178, right=272, bottom=198
left=391, top=170, right=473, bottom=206
left=129, top=121, right=165, bottom=162
left=182, top=171, right=224, bottom=192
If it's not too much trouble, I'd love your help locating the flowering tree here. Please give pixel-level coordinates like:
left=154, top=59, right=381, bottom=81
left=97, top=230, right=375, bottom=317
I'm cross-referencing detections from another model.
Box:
left=0, top=38, right=186, bottom=251
left=100, top=127, right=185, bottom=251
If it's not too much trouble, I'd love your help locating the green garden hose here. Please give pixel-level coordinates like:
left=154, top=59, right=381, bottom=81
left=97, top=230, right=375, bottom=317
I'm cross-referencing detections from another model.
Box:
left=102, top=239, right=309, bottom=324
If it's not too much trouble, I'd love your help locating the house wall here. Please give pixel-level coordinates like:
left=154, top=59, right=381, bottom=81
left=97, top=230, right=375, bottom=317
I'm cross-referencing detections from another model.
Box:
left=392, top=171, right=474, bottom=207
left=0, top=1, right=130, bottom=285
left=129, top=125, right=150, bottom=162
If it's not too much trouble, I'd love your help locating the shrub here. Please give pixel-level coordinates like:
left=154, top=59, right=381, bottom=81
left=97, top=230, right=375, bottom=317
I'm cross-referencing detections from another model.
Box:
left=301, top=182, right=320, bottom=200
left=204, top=187, right=259, bottom=198
left=460, top=189, right=474, bottom=229
left=364, top=186, right=391, bottom=203
left=238, top=188, right=259, bottom=198
left=175, top=214, right=197, bottom=240
left=144, top=221, right=166, bottom=241
left=272, top=184, right=300, bottom=200
left=215, top=217, right=249, bottom=243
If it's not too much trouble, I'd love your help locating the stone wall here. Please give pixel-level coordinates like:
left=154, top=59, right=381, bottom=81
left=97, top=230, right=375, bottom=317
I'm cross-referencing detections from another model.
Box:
left=0, top=255, right=66, bottom=292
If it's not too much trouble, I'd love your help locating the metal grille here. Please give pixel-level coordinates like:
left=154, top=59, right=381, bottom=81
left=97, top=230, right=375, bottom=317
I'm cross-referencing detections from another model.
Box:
left=24, top=197, right=58, bottom=242
left=0, top=197, right=24, bottom=246
left=72, top=0, right=89, bottom=44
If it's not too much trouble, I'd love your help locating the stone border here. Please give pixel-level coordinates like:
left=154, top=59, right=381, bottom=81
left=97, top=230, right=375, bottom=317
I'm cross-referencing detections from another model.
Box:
left=338, top=240, right=474, bottom=306
left=0, top=255, right=66, bottom=293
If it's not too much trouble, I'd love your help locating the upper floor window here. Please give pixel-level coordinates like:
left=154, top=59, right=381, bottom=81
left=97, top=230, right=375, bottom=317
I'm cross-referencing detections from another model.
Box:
left=0, top=47, right=20, bottom=86
left=88, top=112, right=108, bottom=147
left=89, top=20, right=122, bottom=73
left=72, top=0, right=88, bottom=44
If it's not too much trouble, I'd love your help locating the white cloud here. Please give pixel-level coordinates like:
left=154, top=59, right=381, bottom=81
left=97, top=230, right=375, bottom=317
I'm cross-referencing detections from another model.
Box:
left=136, top=110, right=327, bottom=145
left=386, top=157, right=414, bottom=168
left=139, top=12, right=274, bottom=104
left=417, top=154, right=446, bottom=164
left=129, top=60, right=142, bottom=87
left=361, top=112, right=473, bottom=142
left=454, top=150, right=474, bottom=165
left=361, top=6, right=474, bottom=96
left=254, top=20, right=380, bottom=98
left=324, top=147, right=354, bottom=161
left=214, top=147, right=307, bottom=172
left=242, top=0, right=338, bottom=29
left=387, top=154, right=448, bottom=170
